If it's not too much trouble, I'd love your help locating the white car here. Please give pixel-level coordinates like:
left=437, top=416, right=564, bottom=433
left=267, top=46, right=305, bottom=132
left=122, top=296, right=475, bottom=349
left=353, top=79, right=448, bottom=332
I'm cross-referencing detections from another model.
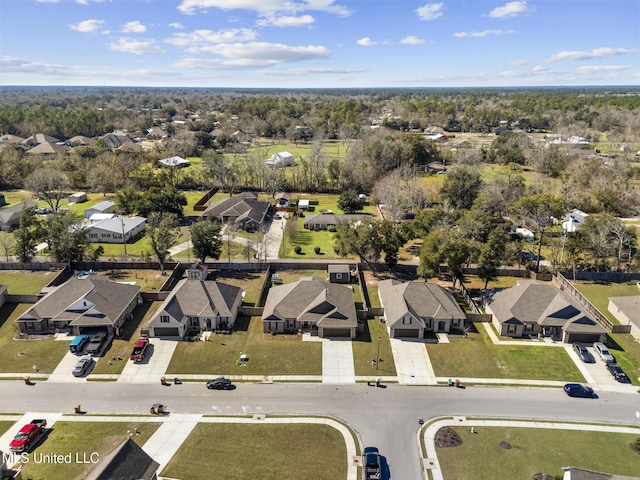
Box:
left=72, top=356, right=93, bottom=377
left=593, top=342, right=615, bottom=363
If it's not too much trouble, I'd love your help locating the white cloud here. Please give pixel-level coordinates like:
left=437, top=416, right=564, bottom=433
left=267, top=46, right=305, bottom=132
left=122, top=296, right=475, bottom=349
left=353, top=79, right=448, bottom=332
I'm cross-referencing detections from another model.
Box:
left=177, top=0, right=350, bottom=16
left=508, top=59, right=529, bottom=66
left=257, top=15, right=315, bottom=27
left=262, top=66, right=365, bottom=76
left=69, top=19, right=105, bottom=33
left=416, top=2, right=443, bottom=21
left=577, top=65, right=631, bottom=74
left=547, top=47, right=637, bottom=63
left=166, top=28, right=257, bottom=50
left=401, top=36, right=425, bottom=45
left=454, top=29, right=513, bottom=38
left=35, top=0, right=61, bottom=3
left=75, top=0, right=106, bottom=4
left=357, top=37, right=388, bottom=47
left=169, top=23, right=184, bottom=29
left=122, top=21, right=147, bottom=33
left=489, top=1, right=528, bottom=18
left=108, top=38, right=166, bottom=55
left=499, top=66, right=554, bottom=77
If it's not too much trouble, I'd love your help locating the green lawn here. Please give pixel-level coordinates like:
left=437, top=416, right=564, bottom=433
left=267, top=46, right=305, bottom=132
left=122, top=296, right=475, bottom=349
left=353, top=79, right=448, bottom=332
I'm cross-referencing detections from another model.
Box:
left=18, top=421, right=160, bottom=480
left=352, top=319, right=396, bottom=377
left=208, top=270, right=266, bottom=306
left=426, top=323, right=585, bottom=381
left=162, top=422, right=347, bottom=480
left=166, top=316, right=322, bottom=376
left=0, top=303, right=70, bottom=374
left=573, top=280, right=639, bottom=324
left=91, top=300, right=163, bottom=375
left=95, top=269, right=168, bottom=292
left=435, top=426, right=640, bottom=480
left=606, top=332, right=640, bottom=386
left=0, top=270, right=59, bottom=295
left=0, top=420, right=15, bottom=436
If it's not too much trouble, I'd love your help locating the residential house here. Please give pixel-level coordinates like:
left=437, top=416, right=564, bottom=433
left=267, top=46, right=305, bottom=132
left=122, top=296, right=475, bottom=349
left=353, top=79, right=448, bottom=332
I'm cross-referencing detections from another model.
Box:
left=426, top=162, right=446, bottom=174
left=85, top=216, right=146, bottom=243
left=262, top=277, right=357, bottom=338
left=68, top=192, right=88, bottom=204
left=84, top=200, right=116, bottom=219
left=485, top=281, right=607, bottom=343
left=425, top=133, right=448, bottom=143
left=303, top=213, right=370, bottom=231
left=274, top=192, right=291, bottom=207
left=67, top=135, right=95, bottom=147
left=328, top=264, right=353, bottom=284
left=21, top=133, right=60, bottom=147
left=562, top=209, right=589, bottom=233
left=0, top=200, right=37, bottom=229
left=265, top=151, right=294, bottom=167
left=608, top=296, right=640, bottom=339
left=85, top=438, right=159, bottom=480
left=378, top=280, right=466, bottom=338
left=298, top=199, right=310, bottom=211
left=100, top=132, right=134, bottom=149
left=201, top=192, right=270, bottom=231
left=146, top=126, right=167, bottom=140
left=158, top=155, right=190, bottom=168
left=15, top=276, right=141, bottom=336
left=562, top=466, right=640, bottom=480
left=0, top=134, right=25, bottom=145
left=147, top=264, right=243, bottom=338
left=25, top=142, right=67, bottom=156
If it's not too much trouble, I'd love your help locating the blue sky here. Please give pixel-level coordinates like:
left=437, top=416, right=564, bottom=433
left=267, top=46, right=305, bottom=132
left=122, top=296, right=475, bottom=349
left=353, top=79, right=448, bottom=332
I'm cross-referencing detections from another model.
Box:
left=1, top=0, right=638, bottom=88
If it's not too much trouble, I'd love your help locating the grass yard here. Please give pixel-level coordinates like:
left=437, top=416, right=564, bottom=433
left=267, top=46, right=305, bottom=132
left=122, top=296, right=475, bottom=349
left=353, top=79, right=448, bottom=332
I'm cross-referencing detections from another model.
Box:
left=606, top=332, right=640, bottom=386
left=270, top=269, right=327, bottom=284
left=208, top=269, right=265, bottom=306
left=0, top=421, right=15, bottom=436
left=162, top=422, right=347, bottom=480
left=0, top=303, right=70, bottom=374
left=284, top=225, right=349, bottom=259
left=94, top=268, right=168, bottom=292
left=461, top=275, right=522, bottom=291
left=18, top=421, right=160, bottom=480
left=426, top=323, right=585, bottom=382
left=352, top=319, right=396, bottom=377
left=91, top=300, right=163, bottom=375
left=166, top=315, right=322, bottom=376
left=435, top=426, right=640, bottom=480
left=0, top=270, right=58, bottom=295
left=573, top=280, right=640, bottom=324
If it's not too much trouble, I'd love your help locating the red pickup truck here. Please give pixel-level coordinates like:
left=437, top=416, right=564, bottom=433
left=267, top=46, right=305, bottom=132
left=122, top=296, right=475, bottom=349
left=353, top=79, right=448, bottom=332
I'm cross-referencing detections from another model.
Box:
left=130, top=336, right=149, bottom=362
left=10, top=419, right=47, bottom=452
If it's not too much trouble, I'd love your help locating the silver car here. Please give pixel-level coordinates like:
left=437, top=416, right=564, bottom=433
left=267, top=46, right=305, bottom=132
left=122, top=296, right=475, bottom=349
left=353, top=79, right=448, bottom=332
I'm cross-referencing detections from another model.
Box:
left=593, top=342, right=615, bottom=363
left=72, top=356, right=93, bottom=377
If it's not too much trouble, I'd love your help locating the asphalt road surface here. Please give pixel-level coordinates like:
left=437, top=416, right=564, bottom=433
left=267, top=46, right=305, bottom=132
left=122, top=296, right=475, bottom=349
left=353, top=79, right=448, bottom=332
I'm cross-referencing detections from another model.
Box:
left=2, top=382, right=639, bottom=480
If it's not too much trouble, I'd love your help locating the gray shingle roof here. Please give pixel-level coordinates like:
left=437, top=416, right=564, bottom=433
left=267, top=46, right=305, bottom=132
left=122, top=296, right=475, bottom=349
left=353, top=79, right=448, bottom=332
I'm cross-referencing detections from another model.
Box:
left=202, top=194, right=269, bottom=226
left=85, top=438, right=159, bottom=480
left=608, top=295, right=640, bottom=327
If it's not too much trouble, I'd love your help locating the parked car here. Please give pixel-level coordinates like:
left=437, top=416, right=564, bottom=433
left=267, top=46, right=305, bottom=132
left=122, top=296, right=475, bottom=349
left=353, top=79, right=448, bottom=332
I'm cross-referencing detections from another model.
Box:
left=563, top=383, right=595, bottom=398
left=593, top=342, right=615, bottom=363
left=72, top=356, right=93, bottom=377
left=606, top=363, right=631, bottom=383
left=206, top=377, right=233, bottom=390
left=363, top=446, right=382, bottom=480
left=572, top=343, right=595, bottom=363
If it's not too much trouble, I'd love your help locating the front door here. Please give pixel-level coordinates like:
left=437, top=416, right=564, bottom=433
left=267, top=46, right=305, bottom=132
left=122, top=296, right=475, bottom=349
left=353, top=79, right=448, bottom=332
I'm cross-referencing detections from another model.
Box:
left=438, top=321, right=446, bottom=332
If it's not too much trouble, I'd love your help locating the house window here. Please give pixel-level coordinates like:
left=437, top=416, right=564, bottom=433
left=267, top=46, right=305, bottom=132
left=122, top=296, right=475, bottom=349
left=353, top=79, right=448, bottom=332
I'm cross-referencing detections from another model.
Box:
left=425, top=318, right=432, bottom=329
left=524, top=324, right=534, bottom=332
left=506, top=324, right=516, bottom=334
left=452, top=320, right=459, bottom=328
left=160, top=315, right=170, bottom=323
left=403, top=317, right=411, bottom=325
left=336, top=273, right=342, bottom=279
left=189, top=316, right=199, bottom=327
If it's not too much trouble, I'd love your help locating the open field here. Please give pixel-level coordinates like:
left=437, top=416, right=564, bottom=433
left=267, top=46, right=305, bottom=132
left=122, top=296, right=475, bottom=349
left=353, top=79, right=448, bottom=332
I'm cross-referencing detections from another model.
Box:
left=162, top=422, right=347, bottom=480
left=166, top=315, right=322, bottom=376
left=426, top=323, right=585, bottom=382
left=0, top=270, right=58, bottom=295
left=19, top=421, right=160, bottom=480
left=435, top=426, right=640, bottom=480
left=0, top=303, right=70, bottom=374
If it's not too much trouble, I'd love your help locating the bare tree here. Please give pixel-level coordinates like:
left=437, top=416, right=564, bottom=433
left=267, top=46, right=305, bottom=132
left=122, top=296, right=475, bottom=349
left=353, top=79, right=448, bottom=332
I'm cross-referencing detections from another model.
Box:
left=25, top=168, right=69, bottom=213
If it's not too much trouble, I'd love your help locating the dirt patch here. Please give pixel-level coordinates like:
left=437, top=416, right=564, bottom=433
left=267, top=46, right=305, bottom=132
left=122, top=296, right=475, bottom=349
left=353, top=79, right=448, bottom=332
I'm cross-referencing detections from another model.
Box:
left=500, top=441, right=512, bottom=449
left=264, top=333, right=302, bottom=341
left=434, top=426, right=462, bottom=448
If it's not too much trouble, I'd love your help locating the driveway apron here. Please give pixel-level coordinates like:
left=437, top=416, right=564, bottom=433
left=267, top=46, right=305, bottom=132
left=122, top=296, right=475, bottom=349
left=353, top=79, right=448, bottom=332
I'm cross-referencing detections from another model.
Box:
left=118, top=339, right=179, bottom=384
left=322, top=338, right=355, bottom=384
left=389, top=338, right=436, bottom=385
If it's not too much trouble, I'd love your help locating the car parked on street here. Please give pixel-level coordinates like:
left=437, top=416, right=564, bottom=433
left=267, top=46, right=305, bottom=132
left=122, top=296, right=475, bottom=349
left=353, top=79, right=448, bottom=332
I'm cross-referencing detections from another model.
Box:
left=594, top=342, right=615, bottom=363
left=572, top=343, right=594, bottom=363
left=206, top=377, right=233, bottom=390
left=605, top=363, right=631, bottom=383
left=563, top=383, right=595, bottom=398
left=72, top=356, right=93, bottom=377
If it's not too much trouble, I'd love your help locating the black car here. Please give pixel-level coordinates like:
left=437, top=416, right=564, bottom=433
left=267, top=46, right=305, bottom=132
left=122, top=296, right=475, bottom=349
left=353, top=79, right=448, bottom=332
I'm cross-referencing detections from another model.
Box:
left=572, top=343, right=595, bottom=363
left=606, top=363, right=631, bottom=383
left=206, top=377, right=233, bottom=390
left=563, top=383, right=595, bottom=398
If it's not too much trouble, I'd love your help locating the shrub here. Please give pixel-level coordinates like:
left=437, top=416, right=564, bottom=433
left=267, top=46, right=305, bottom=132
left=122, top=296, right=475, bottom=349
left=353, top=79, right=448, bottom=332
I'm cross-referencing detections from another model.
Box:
left=314, top=246, right=321, bottom=254
left=635, top=437, right=640, bottom=450
left=294, top=246, right=302, bottom=254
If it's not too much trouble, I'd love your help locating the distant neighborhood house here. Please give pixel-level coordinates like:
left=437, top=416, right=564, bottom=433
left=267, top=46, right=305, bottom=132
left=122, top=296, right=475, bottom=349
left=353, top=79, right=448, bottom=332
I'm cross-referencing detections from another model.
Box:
left=608, top=296, right=640, bottom=339
left=0, top=200, right=37, bottom=229
left=562, top=209, right=589, bottom=233
left=265, top=151, right=294, bottom=167
left=158, top=155, right=190, bottom=168
left=304, top=213, right=370, bottom=231
left=201, top=192, right=270, bottom=231
left=84, top=200, right=116, bottom=219
left=84, top=216, right=146, bottom=243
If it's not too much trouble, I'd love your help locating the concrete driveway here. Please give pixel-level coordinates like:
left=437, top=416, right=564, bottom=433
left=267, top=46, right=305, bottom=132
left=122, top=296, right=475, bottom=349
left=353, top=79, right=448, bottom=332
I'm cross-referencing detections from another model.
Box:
left=118, top=339, right=179, bottom=384
left=565, top=344, right=637, bottom=393
left=389, top=338, right=436, bottom=385
left=322, top=338, right=355, bottom=384
left=47, top=350, right=93, bottom=383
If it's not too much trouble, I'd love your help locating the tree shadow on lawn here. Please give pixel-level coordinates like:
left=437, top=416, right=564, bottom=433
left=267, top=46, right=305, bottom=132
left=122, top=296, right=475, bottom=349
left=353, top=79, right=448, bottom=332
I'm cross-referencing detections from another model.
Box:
left=118, top=301, right=154, bottom=341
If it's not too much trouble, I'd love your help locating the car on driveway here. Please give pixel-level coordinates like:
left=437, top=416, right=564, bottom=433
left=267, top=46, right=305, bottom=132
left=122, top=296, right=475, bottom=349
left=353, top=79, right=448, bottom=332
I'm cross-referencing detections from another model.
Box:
left=206, top=377, right=233, bottom=390
left=72, top=356, right=93, bottom=377
left=606, top=363, right=631, bottom=383
left=593, top=342, right=615, bottom=363
left=563, top=383, right=595, bottom=398
left=572, top=343, right=594, bottom=363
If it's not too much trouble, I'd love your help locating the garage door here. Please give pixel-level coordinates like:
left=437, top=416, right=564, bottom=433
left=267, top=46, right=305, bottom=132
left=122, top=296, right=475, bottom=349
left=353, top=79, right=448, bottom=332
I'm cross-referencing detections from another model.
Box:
left=153, top=327, right=180, bottom=337
left=565, top=333, right=601, bottom=344
left=393, top=328, right=419, bottom=338
left=321, top=328, right=350, bottom=338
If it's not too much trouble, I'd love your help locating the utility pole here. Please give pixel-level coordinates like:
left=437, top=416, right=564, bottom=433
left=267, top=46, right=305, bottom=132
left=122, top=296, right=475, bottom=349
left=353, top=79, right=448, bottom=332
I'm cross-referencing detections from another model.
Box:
left=376, top=336, right=381, bottom=370
left=120, top=218, right=128, bottom=260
